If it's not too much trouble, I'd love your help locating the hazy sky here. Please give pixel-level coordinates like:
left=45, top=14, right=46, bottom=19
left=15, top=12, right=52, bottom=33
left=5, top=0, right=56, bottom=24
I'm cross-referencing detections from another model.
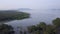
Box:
left=0, top=0, right=60, bottom=9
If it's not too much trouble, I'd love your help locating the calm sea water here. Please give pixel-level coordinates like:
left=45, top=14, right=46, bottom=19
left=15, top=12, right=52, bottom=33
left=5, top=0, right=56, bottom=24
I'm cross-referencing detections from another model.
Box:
left=7, top=9, right=60, bottom=34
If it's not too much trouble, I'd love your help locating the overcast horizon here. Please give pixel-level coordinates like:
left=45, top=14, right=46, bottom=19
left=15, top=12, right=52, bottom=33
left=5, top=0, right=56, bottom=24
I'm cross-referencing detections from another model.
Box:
left=0, top=0, right=60, bottom=10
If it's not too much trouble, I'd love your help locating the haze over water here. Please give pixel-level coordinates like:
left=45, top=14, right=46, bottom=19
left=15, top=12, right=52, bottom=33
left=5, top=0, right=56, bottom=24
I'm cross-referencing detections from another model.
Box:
left=0, top=0, right=60, bottom=34
left=7, top=9, right=60, bottom=27
left=5, top=9, right=60, bottom=34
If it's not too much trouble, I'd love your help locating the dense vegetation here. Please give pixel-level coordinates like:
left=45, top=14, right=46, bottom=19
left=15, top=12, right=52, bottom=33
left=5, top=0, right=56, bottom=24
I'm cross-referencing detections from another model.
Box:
left=0, top=10, right=30, bottom=34
left=0, top=10, right=30, bottom=22
left=0, top=24, right=14, bottom=34
left=27, top=18, right=60, bottom=34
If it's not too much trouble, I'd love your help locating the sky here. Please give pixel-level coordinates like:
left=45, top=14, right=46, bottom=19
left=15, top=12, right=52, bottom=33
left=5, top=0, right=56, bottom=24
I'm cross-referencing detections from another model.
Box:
left=0, top=0, right=60, bottom=10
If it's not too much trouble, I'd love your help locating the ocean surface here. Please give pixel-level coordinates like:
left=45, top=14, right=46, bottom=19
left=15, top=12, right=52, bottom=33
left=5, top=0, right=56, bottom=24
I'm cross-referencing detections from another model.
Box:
left=6, top=9, right=60, bottom=34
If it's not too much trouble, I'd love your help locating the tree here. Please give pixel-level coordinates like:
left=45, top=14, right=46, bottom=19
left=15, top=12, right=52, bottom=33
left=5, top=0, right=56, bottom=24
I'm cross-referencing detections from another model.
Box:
left=0, top=24, right=14, bottom=34
left=52, top=18, right=60, bottom=34
left=52, top=18, right=60, bottom=27
left=37, top=22, right=46, bottom=31
left=45, top=25, right=55, bottom=34
left=27, top=25, right=37, bottom=33
left=27, top=22, right=46, bottom=34
left=27, top=25, right=41, bottom=34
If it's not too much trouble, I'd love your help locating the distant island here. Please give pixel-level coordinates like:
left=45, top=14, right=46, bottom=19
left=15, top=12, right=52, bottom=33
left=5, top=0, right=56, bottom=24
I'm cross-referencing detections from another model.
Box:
left=51, top=9, right=60, bottom=10
left=18, top=8, right=32, bottom=11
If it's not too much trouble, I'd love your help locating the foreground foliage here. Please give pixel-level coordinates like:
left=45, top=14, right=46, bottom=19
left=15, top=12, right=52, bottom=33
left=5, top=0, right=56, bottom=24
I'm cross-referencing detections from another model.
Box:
left=27, top=18, right=60, bottom=34
left=0, top=24, right=14, bottom=34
